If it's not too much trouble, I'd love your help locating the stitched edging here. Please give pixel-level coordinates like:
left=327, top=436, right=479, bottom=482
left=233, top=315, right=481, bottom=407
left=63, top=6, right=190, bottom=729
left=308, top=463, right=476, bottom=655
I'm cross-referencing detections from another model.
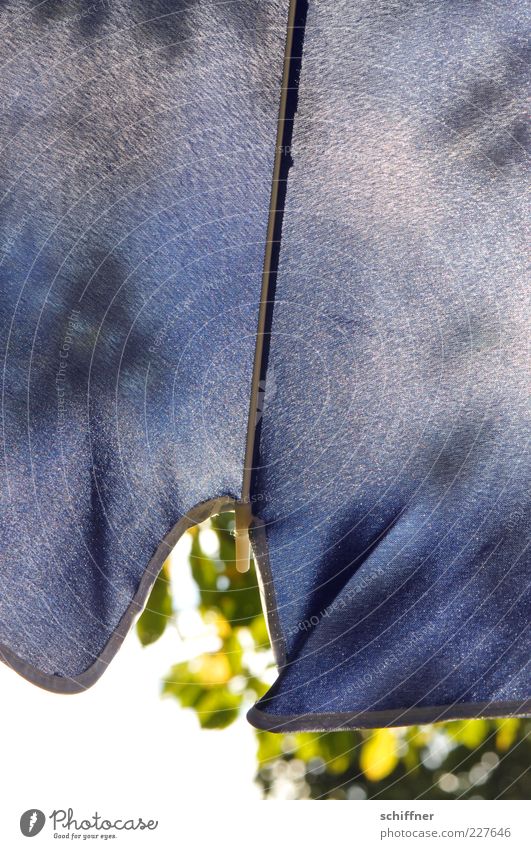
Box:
left=247, top=699, right=531, bottom=732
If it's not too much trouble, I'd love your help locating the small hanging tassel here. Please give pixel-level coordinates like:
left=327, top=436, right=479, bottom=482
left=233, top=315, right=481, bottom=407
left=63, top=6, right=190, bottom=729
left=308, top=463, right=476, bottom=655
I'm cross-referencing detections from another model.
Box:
left=234, top=501, right=252, bottom=573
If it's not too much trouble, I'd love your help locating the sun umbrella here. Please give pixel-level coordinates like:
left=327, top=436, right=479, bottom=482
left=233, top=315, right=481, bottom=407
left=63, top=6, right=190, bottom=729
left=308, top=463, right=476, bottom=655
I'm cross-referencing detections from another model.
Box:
left=0, top=0, right=529, bottom=732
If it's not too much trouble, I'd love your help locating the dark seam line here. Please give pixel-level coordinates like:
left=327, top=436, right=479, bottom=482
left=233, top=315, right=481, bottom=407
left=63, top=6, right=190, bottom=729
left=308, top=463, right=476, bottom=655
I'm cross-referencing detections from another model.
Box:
left=241, top=0, right=309, bottom=499
left=238, top=0, right=309, bottom=670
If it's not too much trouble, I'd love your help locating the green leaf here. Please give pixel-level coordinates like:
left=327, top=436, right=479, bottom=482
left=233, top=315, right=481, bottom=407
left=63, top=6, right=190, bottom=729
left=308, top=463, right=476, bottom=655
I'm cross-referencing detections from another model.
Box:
left=162, top=651, right=241, bottom=729
left=136, top=564, right=173, bottom=646
left=194, top=689, right=242, bottom=730
left=162, top=662, right=204, bottom=708
left=249, top=614, right=271, bottom=650
left=256, top=730, right=284, bottom=765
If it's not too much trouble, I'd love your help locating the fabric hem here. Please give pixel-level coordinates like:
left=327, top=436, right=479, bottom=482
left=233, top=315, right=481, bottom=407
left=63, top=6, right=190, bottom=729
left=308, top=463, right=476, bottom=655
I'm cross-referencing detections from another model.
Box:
left=247, top=699, right=531, bottom=732
left=0, top=495, right=236, bottom=695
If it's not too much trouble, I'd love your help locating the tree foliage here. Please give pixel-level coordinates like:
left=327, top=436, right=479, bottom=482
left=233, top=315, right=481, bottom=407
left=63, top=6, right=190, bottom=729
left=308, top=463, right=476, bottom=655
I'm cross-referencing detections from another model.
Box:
left=137, top=512, right=530, bottom=800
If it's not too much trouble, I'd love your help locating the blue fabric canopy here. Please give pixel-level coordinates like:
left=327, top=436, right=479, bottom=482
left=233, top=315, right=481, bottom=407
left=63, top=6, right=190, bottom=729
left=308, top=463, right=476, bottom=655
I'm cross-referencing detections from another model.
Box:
left=247, top=0, right=531, bottom=730
left=0, top=0, right=529, bottom=731
left=0, top=0, right=288, bottom=688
